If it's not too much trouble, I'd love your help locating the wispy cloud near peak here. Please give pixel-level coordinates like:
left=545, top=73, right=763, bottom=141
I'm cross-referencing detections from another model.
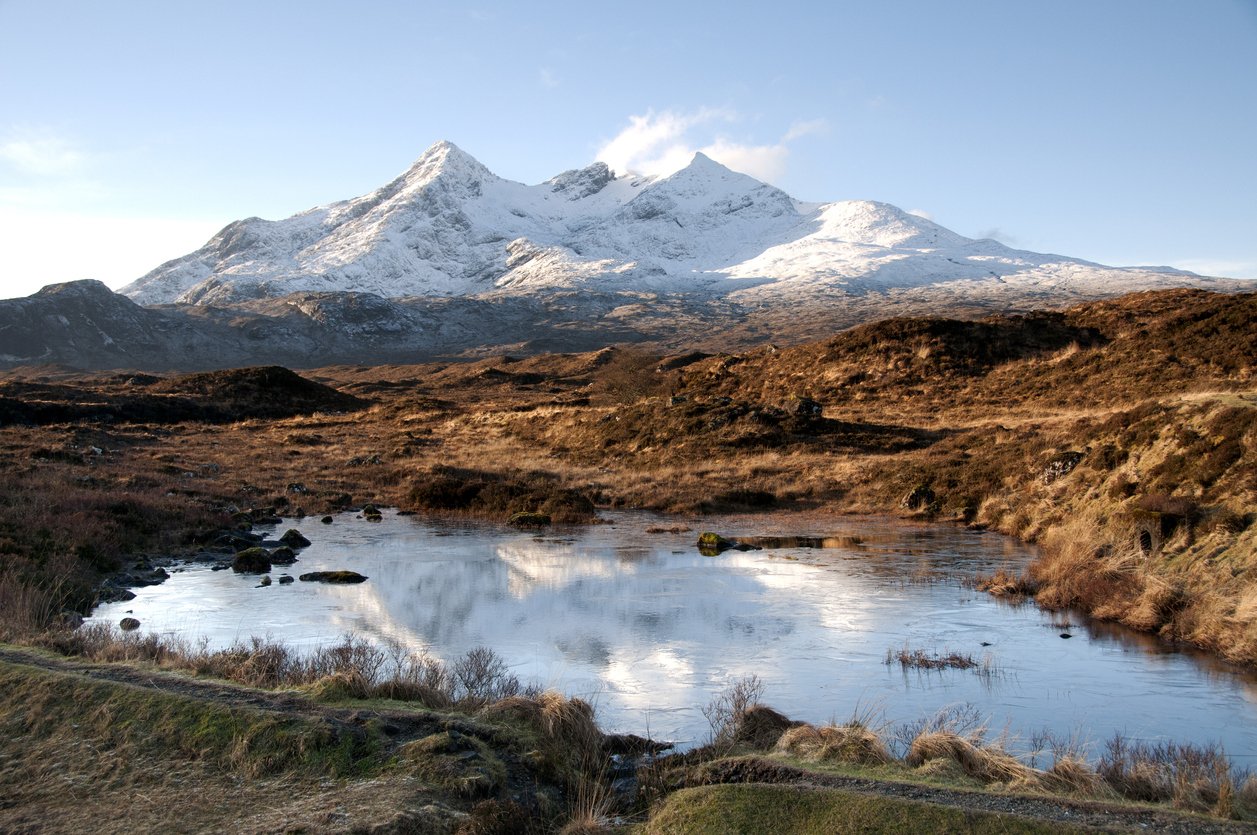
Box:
left=595, top=109, right=824, bottom=184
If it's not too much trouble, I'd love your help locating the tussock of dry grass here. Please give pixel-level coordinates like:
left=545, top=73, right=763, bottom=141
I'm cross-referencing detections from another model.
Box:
left=906, top=731, right=1038, bottom=785
left=974, top=568, right=1039, bottom=597
left=775, top=722, right=891, bottom=766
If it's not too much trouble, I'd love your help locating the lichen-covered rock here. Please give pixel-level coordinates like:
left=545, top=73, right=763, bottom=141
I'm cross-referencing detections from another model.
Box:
left=901, top=484, right=936, bottom=511
left=119, top=617, right=141, bottom=631
left=696, top=532, right=762, bottom=556
left=268, top=545, right=298, bottom=565
left=232, top=547, right=272, bottom=574
left=508, top=511, right=551, bottom=527
left=299, top=571, right=368, bottom=584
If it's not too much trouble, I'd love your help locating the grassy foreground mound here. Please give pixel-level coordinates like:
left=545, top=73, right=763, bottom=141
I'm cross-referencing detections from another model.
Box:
left=0, top=643, right=618, bottom=834
left=640, top=784, right=1068, bottom=835
left=4, top=645, right=1254, bottom=834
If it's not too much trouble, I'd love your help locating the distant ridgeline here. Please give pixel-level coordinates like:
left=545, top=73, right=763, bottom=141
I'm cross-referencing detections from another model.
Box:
left=0, top=140, right=1247, bottom=371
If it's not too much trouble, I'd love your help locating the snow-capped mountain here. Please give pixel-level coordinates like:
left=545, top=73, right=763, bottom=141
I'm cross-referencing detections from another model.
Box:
left=120, top=140, right=1216, bottom=308
left=5, top=141, right=1243, bottom=371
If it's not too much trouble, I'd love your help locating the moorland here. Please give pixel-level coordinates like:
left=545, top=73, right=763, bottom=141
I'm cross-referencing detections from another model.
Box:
left=0, top=287, right=1254, bottom=832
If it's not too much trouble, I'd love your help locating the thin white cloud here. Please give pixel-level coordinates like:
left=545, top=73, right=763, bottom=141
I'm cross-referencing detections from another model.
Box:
left=0, top=135, right=85, bottom=176
left=783, top=118, right=829, bottom=142
left=697, top=137, right=789, bottom=183
left=906, top=208, right=933, bottom=221
left=595, top=108, right=819, bottom=184
left=539, top=67, right=559, bottom=89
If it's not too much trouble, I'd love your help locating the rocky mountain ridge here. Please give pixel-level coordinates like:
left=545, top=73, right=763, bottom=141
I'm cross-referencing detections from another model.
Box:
left=121, top=141, right=1225, bottom=308
left=1, top=141, right=1247, bottom=370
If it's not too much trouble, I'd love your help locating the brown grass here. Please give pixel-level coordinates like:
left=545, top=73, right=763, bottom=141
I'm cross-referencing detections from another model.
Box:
left=774, top=722, right=891, bottom=766
left=906, top=731, right=1038, bottom=785
left=1096, top=735, right=1242, bottom=814
left=0, top=287, right=1254, bottom=671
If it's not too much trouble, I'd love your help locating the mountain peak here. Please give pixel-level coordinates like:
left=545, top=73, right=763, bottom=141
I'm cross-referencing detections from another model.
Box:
left=546, top=161, right=616, bottom=200
left=402, top=140, right=495, bottom=185
left=115, top=142, right=1232, bottom=312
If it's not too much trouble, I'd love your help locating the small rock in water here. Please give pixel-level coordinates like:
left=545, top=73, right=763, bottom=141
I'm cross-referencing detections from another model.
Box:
left=508, top=511, right=551, bottom=527
left=258, top=576, right=272, bottom=587
left=299, top=571, right=368, bottom=584
left=279, top=529, right=311, bottom=548
left=980, top=641, right=993, bottom=647
left=696, top=532, right=760, bottom=556
left=232, top=547, right=272, bottom=574
left=321, top=515, right=334, bottom=524
left=278, top=575, right=295, bottom=585
left=119, top=617, right=141, bottom=631
left=1059, top=633, right=1072, bottom=639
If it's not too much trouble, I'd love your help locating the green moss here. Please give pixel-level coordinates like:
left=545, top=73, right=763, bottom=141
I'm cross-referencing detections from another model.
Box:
left=638, top=784, right=1079, bottom=834
left=0, top=660, right=383, bottom=778
left=398, top=730, right=507, bottom=797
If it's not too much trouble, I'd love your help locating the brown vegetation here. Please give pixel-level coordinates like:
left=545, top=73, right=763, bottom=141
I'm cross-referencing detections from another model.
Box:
left=0, top=288, right=1253, bottom=670
left=647, top=685, right=1257, bottom=825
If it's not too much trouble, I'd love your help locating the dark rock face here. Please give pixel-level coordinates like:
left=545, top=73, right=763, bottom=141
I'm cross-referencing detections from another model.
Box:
left=547, top=162, right=614, bottom=200
left=119, top=617, right=141, bottom=631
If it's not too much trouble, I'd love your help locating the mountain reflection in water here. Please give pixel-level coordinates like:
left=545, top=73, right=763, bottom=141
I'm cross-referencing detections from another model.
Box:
left=90, top=510, right=1257, bottom=758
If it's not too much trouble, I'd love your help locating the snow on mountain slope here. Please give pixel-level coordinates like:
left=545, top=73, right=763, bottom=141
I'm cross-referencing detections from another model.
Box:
left=122, top=140, right=1218, bottom=307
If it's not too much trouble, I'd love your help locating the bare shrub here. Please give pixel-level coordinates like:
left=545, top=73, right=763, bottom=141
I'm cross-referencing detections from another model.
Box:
left=1097, top=735, right=1243, bottom=812
left=701, top=673, right=765, bottom=748
left=452, top=646, right=521, bottom=705
left=890, top=703, right=986, bottom=759
left=0, top=568, right=73, bottom=639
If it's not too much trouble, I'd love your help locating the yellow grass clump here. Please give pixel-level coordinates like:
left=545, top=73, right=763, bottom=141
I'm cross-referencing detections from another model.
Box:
left=774, top=722, right=891, bottom=766
left=906, top=731, right=1037, bottom=786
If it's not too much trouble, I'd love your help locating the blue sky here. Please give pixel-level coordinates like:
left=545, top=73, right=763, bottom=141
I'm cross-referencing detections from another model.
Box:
left=1, top=0, right=1255, bottom=299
